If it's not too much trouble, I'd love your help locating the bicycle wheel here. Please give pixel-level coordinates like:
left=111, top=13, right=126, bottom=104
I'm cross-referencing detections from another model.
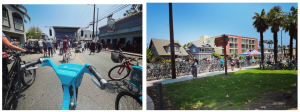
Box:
left=108, top=65, right=131, bottom=80
left=115, top=92, right=142, bottom=110
left=21, top=69, right=36, bottom=86
left=69, top=51, right=76, bottom=60
left=2, top=87, right=16, bottom=110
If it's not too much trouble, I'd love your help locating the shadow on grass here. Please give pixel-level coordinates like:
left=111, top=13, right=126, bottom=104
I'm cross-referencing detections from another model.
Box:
left=161, top=69, right=297, bottom=110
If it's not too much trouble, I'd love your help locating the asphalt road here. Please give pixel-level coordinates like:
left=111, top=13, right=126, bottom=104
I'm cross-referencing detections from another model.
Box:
left=8, top=49, right=142, bottom=110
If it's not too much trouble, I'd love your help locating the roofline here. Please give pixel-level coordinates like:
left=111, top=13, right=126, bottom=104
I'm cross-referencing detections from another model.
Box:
left=225, top=34, right=257, bottom=39
left=9, top=5, right=26, bottom=14
left=99, top=10, right=142, bottom=29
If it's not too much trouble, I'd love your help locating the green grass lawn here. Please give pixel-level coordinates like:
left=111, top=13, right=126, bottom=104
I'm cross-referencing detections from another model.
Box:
left=162, top=68, right=297, bottom=110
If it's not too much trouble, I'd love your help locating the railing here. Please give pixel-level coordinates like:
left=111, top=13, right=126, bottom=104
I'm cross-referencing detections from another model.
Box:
left=147, top=59, right=261, bottom=81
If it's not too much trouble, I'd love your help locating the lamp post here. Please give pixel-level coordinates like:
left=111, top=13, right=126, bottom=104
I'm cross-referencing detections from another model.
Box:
left=281, top=29, right=283, bottom=62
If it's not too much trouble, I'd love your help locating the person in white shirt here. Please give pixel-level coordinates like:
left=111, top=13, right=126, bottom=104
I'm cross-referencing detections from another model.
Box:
left=60, top=40, right=63, bottom=54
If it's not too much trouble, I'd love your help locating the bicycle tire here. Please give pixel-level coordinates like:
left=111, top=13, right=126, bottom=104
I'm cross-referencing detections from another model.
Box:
left=108, top=65, right=131, bottom=81
left=115, top=92, right=142, bottom=110
left=69, top=51, right=76, bottom=60
left=2, top=86, right=16, bottom=110
left=21, top=69, right=36, bottom=86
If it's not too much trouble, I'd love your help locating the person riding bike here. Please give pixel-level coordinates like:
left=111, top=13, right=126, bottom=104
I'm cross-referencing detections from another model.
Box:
left=2, top=32, right=27, bottom=100
left=266, top=57, right=271, bottom=65
left=63, top=35, right=69, bottom=62
left=220, top=57, right=224, bottom=68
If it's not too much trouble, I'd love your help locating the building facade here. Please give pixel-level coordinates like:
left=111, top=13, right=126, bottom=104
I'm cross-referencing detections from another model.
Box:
left=192, top=34, right=258, bottom=56
left=77, top=30, right=97, bottom=41
left=2, top=4, right=27, bottom=44
left=41, top=33, right=49, bottom=40
left=187, top=43, right=215, bottom=60
left=149, top=38, right=188, bottom=60
left=98, top=11, right=142, bottom=53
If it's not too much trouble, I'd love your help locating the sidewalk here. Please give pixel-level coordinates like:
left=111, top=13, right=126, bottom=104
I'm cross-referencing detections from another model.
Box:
left=147, top=94, right=155, bottom=110
left=147, top=65, right=260, bottom=87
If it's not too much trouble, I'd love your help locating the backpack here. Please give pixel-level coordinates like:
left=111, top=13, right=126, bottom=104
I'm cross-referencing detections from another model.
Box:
left=231, top=62, right=235, bottom=66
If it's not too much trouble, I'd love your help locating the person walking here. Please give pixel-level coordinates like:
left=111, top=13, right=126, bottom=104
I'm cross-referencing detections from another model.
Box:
left=236, top=58, right=240, bottom=68
left=191, top=59, right=198, bottom=79
left=231, top=60, right=235, bottom=71
left=60, top=40, right=63, bottom=54
left=100, top=42, right=103, bottom=52
left=84, top=42, right=87, bottom=50
left=81, top=41, right=85, bottom=53
left=47, top=38, right=53, bottom=57
left=42, top=38, right=48, bottom=57
left=90, top=41, right=95, bottom=55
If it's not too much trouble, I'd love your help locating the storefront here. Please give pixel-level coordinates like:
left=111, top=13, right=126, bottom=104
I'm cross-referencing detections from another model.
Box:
left=98, top=11, right=142, bottom=53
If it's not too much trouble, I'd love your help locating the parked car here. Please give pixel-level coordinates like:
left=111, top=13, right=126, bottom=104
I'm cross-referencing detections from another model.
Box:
left=27, top=39, right=43, bottom=53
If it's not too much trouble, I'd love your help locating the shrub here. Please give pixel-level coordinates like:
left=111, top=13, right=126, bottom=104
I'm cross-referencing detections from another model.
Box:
left=155, top=57, right=164, bottom=63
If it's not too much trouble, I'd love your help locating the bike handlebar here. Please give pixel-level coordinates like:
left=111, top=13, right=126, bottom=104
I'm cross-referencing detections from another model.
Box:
left=87, top=65, right=107, bottom=90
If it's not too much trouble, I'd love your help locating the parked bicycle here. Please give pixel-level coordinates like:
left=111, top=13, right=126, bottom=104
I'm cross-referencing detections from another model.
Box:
left=115, top=66, right=142, bottom=110
left=3, top=52, right=37, bottom=110
left=108, top=48, right=142, bottom=80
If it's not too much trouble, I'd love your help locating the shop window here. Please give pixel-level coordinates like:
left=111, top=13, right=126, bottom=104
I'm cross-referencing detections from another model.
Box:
left=2, top=6, right=7, bottom=18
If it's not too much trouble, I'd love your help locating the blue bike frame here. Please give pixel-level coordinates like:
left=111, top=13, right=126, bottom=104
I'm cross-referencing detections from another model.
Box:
left=41, top=58, right=98, bottom=110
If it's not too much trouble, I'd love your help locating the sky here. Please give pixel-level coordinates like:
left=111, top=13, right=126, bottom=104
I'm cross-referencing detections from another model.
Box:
left=22, top=4, right=133, bottom=37
left=147, top=3, right=298, bottom=48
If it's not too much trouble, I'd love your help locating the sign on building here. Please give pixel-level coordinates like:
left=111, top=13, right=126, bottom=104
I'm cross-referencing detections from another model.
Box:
left=107, top=16, right=115, bottom=32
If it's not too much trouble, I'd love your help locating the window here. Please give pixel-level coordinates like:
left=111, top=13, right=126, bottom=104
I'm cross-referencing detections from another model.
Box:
left=2, top=10, right=7, bottom=18
left=230, top=43, right=234, bottom=48
left=207, top=40, right=210, bottom=43
left=174, top=47, right=177, bottom=51
left=193, top=48, right=196, bottom=52
left=85, top=34, right=87, bottom=37
left=13, top=18, right=23, bottom=24
left=107, top=39, right=110, bottom=44
left=222, top=50, right=224, bottom=54
left=90, top=34, right=91, bottom=38
left=230, top=49, right=234, bottom=54
left=242, top=50, right=245, bottom=53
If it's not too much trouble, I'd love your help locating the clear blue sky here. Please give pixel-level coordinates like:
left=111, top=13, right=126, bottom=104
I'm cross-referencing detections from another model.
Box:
left=23, top=4, right=132, bottom=36
left=147, top=3, right=298, bottom=48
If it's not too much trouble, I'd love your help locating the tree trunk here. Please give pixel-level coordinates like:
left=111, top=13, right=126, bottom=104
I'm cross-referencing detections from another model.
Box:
left=289, top=33, right=293, bottom=60
left=260, top=31, right=265, bottom=69
left=273, top=32, right=278, bottom=65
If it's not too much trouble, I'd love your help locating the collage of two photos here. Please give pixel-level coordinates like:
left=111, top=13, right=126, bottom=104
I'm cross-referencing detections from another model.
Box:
left=1, top=2, right=299, bottom=111
left=2, top=4, right=142, bottom=110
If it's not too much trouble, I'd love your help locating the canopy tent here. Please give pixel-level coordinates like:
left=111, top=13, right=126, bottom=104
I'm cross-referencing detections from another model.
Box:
left=238, top=51, right=251, bottom=55
left=249, top=49, right=261, bottom=55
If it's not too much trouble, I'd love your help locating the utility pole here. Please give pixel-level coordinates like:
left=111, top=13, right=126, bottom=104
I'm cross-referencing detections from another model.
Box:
left=96, top=8, right=99, bottom=41
left=92, top=4, right=95, bottom=40
left=169, top=3, right=176, bottom=79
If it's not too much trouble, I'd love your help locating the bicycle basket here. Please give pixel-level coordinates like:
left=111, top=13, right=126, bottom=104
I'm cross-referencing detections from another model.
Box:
left=129, top=66, right=142, bottom=91
left=111, top=52, right=124, bottom=63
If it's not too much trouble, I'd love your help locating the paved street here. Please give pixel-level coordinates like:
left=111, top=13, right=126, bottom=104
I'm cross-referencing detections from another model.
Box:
left=8, top=49, right=142, bottom=110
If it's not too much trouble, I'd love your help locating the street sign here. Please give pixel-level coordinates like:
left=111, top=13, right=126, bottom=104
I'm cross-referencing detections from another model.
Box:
left=215, top=34, right=230, bottom=76
left=215, top=36, right=229, bottom=47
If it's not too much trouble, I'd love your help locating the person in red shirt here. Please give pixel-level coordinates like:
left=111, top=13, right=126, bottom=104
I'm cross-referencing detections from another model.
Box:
left=63, top=36, right=69, bottom=62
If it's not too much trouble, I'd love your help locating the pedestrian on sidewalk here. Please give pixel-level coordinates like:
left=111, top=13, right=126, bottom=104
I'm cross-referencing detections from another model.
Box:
left=47, top=38, right=53, bottom=57
left=42, top=38, right=48, bottom=57
left=236, top=58, right=240, bottom=68
left=231, top=61, right=235, bottom=71
left=191, top=59, right=198, bottom=78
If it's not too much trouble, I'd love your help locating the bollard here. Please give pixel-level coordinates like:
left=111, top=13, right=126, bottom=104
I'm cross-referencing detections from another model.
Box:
left=153, top=82, right=163, bottom=110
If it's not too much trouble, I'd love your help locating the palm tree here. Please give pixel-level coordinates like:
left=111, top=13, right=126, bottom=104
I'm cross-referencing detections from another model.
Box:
left=267, top=6, right=284, bottom=64
left=252, top=9, right=269, bottom=69
left=282, top=6, right=298, bottom=60
left=269, top=40, right=274, bottom=48
left=14, top=4, right=31, bottom=23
